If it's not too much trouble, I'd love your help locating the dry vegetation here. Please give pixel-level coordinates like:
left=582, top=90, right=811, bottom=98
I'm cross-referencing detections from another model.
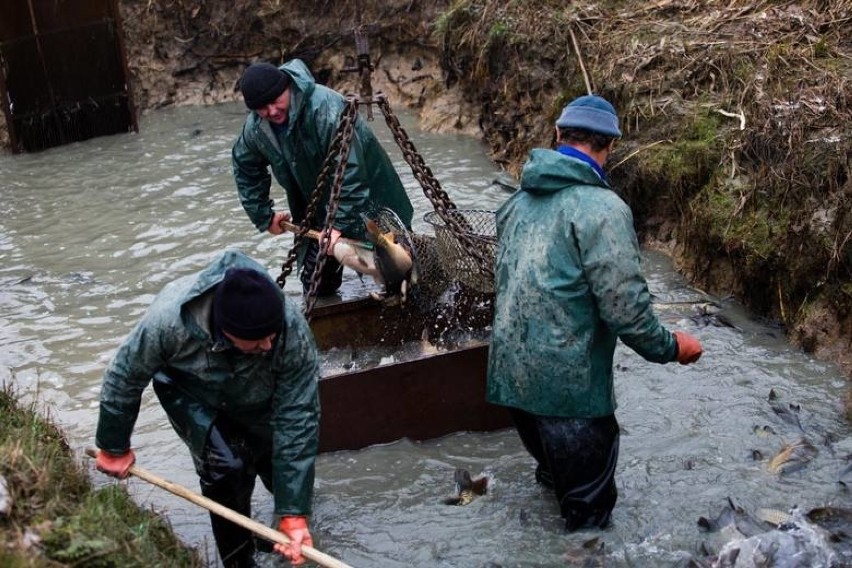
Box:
left=1, top=0, right=850, bottom=411
left=434, top=1, right=851, bottom=403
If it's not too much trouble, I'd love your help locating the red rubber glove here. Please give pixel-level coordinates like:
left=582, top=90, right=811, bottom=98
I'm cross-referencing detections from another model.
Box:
left=673, top=331, right=703, bottom=364
left=95, top=449, right=136, bottom=479
left=274, top=515, right=313, bottom=565
left=268, top=211, right=291, bottom=236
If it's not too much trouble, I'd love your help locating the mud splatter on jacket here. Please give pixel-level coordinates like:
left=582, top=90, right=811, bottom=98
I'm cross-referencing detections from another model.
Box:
left=95, top=249, right=320, bottom=516
left=487, top=149, right=677, bottom=418
left=231, top=58, right=413, bottom=241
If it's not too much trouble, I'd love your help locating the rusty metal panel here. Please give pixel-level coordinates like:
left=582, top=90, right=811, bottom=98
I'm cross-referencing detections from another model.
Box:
left=310, top=295, right=510, bottom=452
left=310, top=297, right=427, bottom=350
left=26, top=0, right=110, bottom=32
left=317, top=344, right=511, bottom=453
left=0, top=0, right=137, bottom=152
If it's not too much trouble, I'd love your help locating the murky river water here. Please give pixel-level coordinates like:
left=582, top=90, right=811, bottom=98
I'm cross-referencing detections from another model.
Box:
left=0, top=102, right=849, bottom=567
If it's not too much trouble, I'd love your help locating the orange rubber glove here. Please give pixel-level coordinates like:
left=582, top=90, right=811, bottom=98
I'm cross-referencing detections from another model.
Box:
left=673, top=331, right=703, bottom=364
left=95, top=449, right=136, bottom=479
left=274, top=515, right=313, bottom=565
left=268, top=211, right=291, bottom=235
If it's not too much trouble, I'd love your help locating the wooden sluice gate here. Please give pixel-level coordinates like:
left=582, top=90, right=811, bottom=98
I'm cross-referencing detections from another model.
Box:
left=0, top=0, right=137, bottom=153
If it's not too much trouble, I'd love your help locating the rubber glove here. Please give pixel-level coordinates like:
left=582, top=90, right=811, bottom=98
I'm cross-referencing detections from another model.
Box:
left=673, top=331, right=703, bottom=364
left=274, top=515, right=313, bottom=565
left=268, top=211, right=292, bottom=235
left=95, top=449, right=136, bottom=479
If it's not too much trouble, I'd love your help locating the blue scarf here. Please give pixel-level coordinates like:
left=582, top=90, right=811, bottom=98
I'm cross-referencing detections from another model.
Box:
left=556, top=145, right=608, bottom=182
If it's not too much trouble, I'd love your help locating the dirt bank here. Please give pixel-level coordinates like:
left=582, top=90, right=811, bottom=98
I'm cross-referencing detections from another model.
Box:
left=114, top=0, right=473, bottom=131
left=2, top=1, right=850, bottom=415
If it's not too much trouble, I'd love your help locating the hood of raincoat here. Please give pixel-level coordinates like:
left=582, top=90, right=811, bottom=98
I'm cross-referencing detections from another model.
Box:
left=231, top=59, right=413, bottom=242
left=520, top=147, right=609, bottom=195
left=96, top=249, right=320, bottom=515
left=278, top=58, right=316, bottom=126
left=486, top=149, right=677, bottom=418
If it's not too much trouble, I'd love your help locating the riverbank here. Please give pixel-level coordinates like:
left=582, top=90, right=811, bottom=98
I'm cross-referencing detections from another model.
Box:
left=0, top=0, right=849, bottom=409
left=0, top=384, right=204, bottom=566
left=113, top=0, right=852, bottom=415
left=0, top=0, right=850, bottom=566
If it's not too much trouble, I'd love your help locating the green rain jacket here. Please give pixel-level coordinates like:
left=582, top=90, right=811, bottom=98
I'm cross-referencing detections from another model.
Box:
left=487, top=149, right=677, bottom=418
left=95, top=249, right=320, bottom=516
left=231, top=58, right=414, bottom=242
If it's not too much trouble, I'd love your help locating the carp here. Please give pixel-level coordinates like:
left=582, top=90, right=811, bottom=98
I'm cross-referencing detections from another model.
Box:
left=695, top=500, right=850, bottom=567
left=767, top=389, right=805, bottom=432
left=698, top=497, right=773, bottom=541
left=363, top=217, right=416, bottom=304
left=767, top=437, right=818, bottom=475
left=752, top=424, right=777, bottom=437
left=770, top=402, right=804, bottom=432
left=332, top=240, right=381, bottom=281
left=442, top=468, right=488, bottom=506
left=690, top=302, right=739, bottom=329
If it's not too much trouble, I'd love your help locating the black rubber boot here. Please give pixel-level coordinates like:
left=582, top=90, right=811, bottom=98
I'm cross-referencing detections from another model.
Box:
left=535, top=464, right=555, bottom=489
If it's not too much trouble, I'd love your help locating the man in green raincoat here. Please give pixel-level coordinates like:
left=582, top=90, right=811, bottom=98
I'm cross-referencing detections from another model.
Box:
left=487, top=95, right=703, bottom=531
left=94, top=249, right=320, bottom=567
left=232, top=59, right=414, bottom=296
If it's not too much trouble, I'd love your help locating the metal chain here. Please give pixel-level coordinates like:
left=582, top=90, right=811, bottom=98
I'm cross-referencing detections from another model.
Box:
left=277, top=96, right=359, bottom=321
left=277, top=91, right=495, bottom=307
left=354, top=26, right=374, bottom=121
left=376, top=94, right=495, bottom=281
left=302, top=97, right=358, bottom=320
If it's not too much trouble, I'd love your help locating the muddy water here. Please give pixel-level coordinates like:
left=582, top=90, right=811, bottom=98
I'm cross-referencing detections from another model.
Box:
left=0, top=103, right=849, bottom=567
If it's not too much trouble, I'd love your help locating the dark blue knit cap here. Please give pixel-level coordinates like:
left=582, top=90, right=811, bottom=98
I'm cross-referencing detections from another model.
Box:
left=555, top=95, right=622, bottom=138
left=214, top=268, right=283, bottom=340
left=239, top=63, right=291, bottom=110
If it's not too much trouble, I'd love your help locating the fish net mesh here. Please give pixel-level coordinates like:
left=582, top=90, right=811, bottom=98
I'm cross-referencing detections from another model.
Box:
left=373, top=207, right=497, bottom=309
left=366, top=208, right=496, bottom=345
left=423, top=210, right=497, bottom=294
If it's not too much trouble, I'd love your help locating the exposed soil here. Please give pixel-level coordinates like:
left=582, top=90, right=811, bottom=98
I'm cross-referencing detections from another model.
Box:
left=2, top=1, right=850, bottom=418
left=115, top=0, right=475, bottom=132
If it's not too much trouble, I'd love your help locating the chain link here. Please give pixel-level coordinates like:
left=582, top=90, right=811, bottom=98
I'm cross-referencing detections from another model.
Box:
left=376, top=95, right=495, bottom=282
left=276, top=96, right=359, bottom=321
left=277, top=91, right=495, bottom=317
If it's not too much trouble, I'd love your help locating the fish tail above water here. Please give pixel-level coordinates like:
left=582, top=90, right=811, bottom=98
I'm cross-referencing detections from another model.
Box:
left=767, top=437, right=818, bottom=475
left=697, top=497, right=776, bottom=539
left=442, top=468, right=488, bottom=506
left=771, top=402, right=804, bottom=432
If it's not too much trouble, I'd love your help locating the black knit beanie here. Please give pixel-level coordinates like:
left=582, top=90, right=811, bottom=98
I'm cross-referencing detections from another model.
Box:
left=239, top=63, right=292, bottom=110
left=213, top=268, right=284, bottom=340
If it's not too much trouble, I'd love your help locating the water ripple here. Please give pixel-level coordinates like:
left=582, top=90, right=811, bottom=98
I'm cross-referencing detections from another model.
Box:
left=0, top=104, right=848, bottom=567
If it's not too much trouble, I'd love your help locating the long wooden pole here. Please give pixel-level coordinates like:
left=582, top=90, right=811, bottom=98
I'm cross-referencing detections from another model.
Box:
left=278, top=220, right=373, bottom=250
left=85, top=449, right=354, bottom=568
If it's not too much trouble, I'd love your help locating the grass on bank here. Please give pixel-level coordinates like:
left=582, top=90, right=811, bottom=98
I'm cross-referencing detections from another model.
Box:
left=0, top=383, right=203, bottom=567
left=434, top=1, right=851, bottom=386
